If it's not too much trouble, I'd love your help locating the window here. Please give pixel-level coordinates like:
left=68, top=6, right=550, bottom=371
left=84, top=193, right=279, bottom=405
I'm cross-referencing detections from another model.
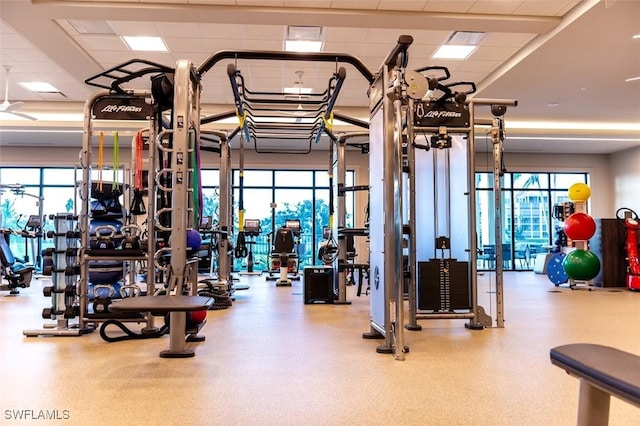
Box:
left=476, top=171, right=588, bottom=271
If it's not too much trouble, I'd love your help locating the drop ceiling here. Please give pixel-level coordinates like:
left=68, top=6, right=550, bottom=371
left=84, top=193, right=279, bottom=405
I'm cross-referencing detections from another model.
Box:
left=0, top=0, right=638, bottom=154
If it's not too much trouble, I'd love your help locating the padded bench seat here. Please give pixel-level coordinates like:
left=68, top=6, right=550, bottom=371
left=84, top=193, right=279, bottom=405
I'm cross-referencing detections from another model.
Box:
left=107, top=295, right=213, bottom=358
left=550, top=343, right=640, bottom=425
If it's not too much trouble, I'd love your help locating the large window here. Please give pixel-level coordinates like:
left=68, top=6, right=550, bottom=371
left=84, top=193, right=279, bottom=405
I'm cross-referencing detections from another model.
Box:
left=476, top=172, right=588, bottom=271
left=227, top=169, right=354, bottom=271
left=1, top=166, right=355, bottom=272
left=0, top=167, right=77, bottom=266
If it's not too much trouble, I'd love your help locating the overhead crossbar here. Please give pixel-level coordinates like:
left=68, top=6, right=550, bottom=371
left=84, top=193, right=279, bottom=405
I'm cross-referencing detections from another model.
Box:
left=198, top=50, right=374, bottom=84
left=84, top=59, right=174, bottom=92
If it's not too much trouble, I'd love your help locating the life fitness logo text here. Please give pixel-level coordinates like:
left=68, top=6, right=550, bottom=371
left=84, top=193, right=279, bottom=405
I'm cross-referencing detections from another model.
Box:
left=423, top=110, right=462, bottom=119
left=100, top=104, right=143, bottom=113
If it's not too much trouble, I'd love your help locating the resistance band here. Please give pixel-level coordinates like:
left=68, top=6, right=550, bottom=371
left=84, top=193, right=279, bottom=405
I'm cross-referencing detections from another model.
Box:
left=234, top=133, right=248, bottom=259
left=113, top=131, right=120, bottom=193
left=97, top=131, right=104, bottom=192
left=190, top=130, right=203, bottom=227
left=131, top=131, right=146, bottom=215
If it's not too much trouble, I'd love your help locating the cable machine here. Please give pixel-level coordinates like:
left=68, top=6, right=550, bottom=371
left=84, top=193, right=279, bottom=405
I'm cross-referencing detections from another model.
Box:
left=364, top=35, right=517, bottom=360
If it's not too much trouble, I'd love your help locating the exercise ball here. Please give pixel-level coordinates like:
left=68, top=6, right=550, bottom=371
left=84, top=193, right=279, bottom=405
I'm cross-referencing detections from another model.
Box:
left=186, top=229, right=202, bottom=252
left=563, top=212, right=597, bottom=241
left=568, top=183, right=591, bottom=202
left=187, top=310, right=207, bottom=327
left=562, top=249, right=600, bottom=281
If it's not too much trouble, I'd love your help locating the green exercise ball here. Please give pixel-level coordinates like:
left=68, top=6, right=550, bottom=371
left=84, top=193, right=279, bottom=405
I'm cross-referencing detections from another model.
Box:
left=562, top=249, right=600, bottom=281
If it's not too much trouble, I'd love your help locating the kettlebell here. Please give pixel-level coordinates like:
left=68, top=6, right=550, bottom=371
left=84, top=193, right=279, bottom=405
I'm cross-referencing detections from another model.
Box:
left=120, top=225, right=141, bottom=251
left=94, top=225, right=117, bottom=250
left=92, top=284, right=116, bottom=314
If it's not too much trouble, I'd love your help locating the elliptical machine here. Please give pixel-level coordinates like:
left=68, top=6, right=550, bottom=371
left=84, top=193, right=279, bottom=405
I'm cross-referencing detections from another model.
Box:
left=616, top=207, right=640, bottom=291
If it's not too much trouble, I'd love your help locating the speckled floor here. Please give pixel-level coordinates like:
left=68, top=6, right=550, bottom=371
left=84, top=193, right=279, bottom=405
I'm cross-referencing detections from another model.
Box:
left=1, top=271, right=639, bottom=425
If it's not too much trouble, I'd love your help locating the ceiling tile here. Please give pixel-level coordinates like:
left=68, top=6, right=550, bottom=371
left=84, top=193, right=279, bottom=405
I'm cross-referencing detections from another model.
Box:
left=0, top=33, right=35, bottom=50
left=106, top=21, right=160, bottom=37
left=236, top=0, right=286, bottom=6
left=75, top=35, right=129, bottom=51
left=423, top=0, right=474, bottom=13
left=188, top=0, right=236, bottom=4
left=515, top=0, right=581, bottom=16
left=165, top=37, right=208, bottom=52
left=324, top=27, right=370, bottom=43
left=457, top=59, right=501, bottom=73
left=377, top=1, right=429, bottom=11
left=482, top=32, right=536, bottom=48
left=154, top=22, right=203, bottom=38
left=241, top=25, right=285, bottom=41
left=243, top=39, right=284, bottom=51
left=331, top=0, right=380, bottom=10
left=199, top=23, right=247, bottom=39
left=468, top=0, right=520, bottom=15
left=283, top=0, right=330, bottom=7
left=472, top=46, right=519, bottom=61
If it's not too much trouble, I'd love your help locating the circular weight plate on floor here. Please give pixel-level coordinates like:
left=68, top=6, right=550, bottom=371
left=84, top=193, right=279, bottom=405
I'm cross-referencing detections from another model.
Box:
left=546, top=253, right=569, bottom=286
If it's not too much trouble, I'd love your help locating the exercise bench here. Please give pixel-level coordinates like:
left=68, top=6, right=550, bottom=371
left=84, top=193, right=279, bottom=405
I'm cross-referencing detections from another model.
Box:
left=550, top=343, right=640, bottom=425
left=105, top=295, right=213, bottom=358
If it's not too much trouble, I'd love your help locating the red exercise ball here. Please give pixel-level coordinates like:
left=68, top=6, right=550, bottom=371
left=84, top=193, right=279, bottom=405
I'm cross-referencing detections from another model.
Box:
left=188, top=310, right=207, bottom=326
left=563, top=212, right=596, bottom=241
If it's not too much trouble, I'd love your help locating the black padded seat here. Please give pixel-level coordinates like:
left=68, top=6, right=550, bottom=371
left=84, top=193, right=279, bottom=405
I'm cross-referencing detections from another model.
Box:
left=550, top=343, right=640, bottom=407
left=551, top=343, right=640, bottom=426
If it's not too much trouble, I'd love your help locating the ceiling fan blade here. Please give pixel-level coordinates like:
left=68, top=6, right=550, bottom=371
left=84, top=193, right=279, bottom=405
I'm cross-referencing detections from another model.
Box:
left=5, top=110, right=37, bottom=121
left=2, top=101, right=25, bottom=112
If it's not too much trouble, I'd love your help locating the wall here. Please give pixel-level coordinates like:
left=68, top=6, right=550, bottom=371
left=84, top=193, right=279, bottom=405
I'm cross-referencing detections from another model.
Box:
left=610, top=146, right=640, bottom=215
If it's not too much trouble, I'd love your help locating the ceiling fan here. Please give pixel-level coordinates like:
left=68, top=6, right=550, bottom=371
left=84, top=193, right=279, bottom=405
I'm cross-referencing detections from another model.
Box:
left=1, top=65, right=37, bottom=120
left=280, top=71, right=318, bottom=122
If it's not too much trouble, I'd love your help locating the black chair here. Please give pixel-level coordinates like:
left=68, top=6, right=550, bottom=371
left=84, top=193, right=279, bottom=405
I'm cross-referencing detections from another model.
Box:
left=514, top=243, right=532, bottom=269
left=269, top=226, right=298, bottom=276
left=0, top=231, right=35, bottom=294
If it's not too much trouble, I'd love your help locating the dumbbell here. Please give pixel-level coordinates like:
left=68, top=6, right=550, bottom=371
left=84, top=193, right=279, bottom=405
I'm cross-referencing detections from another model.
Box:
left=94, top=225, right=117, bottom=250
left=119, top=225, right=141, bottom=250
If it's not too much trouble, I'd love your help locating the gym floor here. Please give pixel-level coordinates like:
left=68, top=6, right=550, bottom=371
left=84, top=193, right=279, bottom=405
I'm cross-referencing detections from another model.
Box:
left=1, top=271, right=639, bottom=425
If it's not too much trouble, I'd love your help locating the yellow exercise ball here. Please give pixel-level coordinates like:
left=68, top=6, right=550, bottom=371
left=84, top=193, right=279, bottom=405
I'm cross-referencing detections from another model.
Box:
left=568, top=182, right=591, bottom=202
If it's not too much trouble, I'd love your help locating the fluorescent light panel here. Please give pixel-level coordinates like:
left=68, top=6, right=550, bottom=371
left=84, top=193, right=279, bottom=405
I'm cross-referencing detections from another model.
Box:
left=287, top=26, right=322, bottom=40
left=284, top=40, right=323, bottom=53
left=447, top=31, right=486, bottom=45
left=284, top=25, right=323, bottom=52
left=122, top=36, right=168, bottom=52
left=432, top=45, right=477, bottom=60
left=19, top=82, right=60, bottom=93
left=625, top=76, right=640, bottom=82
left=283, top=87, right=313, bottom=94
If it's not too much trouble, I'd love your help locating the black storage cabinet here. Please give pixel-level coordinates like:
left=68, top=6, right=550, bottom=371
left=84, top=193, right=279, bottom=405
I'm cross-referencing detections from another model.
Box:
left=304, top=266, right=334, bottom=304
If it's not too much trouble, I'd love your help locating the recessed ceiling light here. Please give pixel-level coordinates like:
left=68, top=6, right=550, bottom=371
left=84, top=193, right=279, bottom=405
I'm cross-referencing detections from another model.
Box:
left=447, top=31, right=487, bottom=45
left=633, top=34, right=640, bottom=39
left=64, top=19, right=114, bottom=35
left=432, top=45, right=477, bottom=60
left=121, top=36, right=168, bottom=52
left=19, top=82, right=60, bottom=93
left=287, top=26, right=323, bottom=41
left=284, top=40, right=323, bottom=53
left=547, top=102, right=560, bottom=107
left=625, top=76, right=640, bottom=82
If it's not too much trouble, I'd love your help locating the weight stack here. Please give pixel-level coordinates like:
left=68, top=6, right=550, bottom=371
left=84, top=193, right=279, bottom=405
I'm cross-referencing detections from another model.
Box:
left=417, top=259, right=471, bottom=311
left=304, top=266, right=334, bottom=304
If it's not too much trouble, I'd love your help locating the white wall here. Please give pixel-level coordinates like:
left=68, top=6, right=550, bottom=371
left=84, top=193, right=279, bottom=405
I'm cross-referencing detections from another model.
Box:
left=610, top=146, right=640, bottom=215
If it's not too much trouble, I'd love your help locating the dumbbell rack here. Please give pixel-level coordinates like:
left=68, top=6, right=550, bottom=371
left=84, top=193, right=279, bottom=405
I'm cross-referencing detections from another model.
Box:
left=24, top=214, right=83, bottom=336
